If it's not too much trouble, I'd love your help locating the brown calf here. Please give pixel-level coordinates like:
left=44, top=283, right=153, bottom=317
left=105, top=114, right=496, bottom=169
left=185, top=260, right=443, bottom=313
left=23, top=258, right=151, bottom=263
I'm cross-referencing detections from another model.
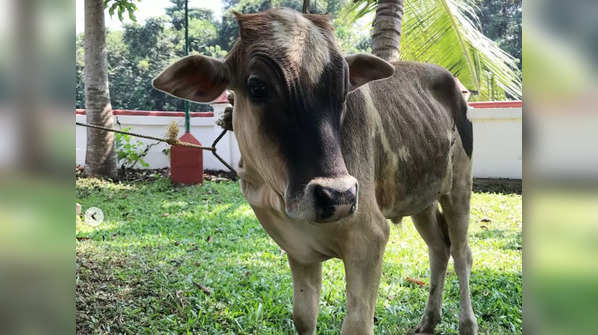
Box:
left=154, top=8, right=477, bottom=335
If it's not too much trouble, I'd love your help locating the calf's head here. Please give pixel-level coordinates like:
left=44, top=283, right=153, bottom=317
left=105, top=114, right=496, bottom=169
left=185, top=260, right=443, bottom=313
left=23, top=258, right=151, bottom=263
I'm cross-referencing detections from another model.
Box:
left=153, top=9, right=393, bottom=223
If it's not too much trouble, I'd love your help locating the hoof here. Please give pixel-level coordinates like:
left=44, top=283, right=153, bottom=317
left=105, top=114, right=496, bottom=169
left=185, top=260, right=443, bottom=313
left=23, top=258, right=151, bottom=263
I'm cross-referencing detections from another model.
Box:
left=409, top=312, right=440, bottom=335
left=409, top=326, right=434, bottom=335
left=459, top=317, right=478, bottom=335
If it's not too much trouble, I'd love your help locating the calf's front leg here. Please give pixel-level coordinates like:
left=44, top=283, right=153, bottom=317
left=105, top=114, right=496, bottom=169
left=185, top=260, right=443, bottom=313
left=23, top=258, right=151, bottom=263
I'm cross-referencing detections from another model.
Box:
left=289, top=256, right=322, bottom=335
left=341, top=226, right=388, bottom=335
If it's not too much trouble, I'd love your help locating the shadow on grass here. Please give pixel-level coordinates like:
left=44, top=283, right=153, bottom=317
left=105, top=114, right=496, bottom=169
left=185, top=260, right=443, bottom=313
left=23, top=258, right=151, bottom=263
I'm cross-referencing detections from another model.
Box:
left=473, top=229, right=522, bottom=251
left=473, top=178, right=522, bottom=195
left=76, top=245, right=296, bottom=334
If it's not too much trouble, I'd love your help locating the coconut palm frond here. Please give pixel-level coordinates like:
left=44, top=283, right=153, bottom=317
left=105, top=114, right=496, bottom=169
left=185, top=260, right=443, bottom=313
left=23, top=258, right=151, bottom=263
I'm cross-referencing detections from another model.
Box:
left=340, top=0, right=378, bottom=23
left=342, top=0, right=522, bottom=100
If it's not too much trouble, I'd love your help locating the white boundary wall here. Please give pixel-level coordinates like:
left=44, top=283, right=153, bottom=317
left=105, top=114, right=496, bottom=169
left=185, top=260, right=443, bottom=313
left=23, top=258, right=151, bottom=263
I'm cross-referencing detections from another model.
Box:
left=76, top=103, right=241, bottom=171
left=468, top=103, right=522, bottom=179
left=76, top=102, right=522, bottom=179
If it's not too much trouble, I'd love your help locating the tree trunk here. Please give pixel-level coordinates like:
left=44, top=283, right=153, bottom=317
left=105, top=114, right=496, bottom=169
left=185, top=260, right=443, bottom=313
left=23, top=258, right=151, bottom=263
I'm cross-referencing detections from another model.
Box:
left=372, top=0, right=404, bottom=62
left=16, top=0, right=43, bottom=171
left=303, top=0, right=311, bottom=13
left=84, top=0, right=116, bottom=178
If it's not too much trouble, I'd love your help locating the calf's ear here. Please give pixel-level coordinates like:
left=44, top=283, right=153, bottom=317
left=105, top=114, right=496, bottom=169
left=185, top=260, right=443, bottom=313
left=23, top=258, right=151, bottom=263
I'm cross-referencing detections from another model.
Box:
left=345, top=54, right=394, bottom=91
left=152, top=55, right=228, bottom=103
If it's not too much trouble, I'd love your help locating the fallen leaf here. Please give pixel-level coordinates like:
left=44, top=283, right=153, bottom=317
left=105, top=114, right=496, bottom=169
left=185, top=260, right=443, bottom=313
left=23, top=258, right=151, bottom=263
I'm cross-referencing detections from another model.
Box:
left=176, top=290, right=187, bottom=309
left=481, top=218, right=491, bottom=223
left=76, top=236, right=91, bottom=241
left=406, top=277, right=426, bottom=287
left=480, top=225, right=489, bottom=230
left=193, top=282, right=211, bottom=296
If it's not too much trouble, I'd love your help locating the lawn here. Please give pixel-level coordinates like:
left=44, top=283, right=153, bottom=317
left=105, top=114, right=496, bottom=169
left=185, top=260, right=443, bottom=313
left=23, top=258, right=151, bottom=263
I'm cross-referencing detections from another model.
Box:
left=76, top=176, right=521, bottom=334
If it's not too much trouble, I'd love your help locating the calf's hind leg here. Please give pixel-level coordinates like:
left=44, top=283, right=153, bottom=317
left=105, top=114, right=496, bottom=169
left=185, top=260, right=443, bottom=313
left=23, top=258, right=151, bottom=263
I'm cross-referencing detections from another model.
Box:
left=439, top=174, right=478, bottom=335
left=411, top=203, right=451, bottom=334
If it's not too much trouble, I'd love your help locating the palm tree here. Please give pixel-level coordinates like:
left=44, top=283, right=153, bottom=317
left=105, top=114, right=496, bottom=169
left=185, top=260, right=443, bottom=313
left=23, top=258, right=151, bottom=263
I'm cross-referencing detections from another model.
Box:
left=84, top=0, right=117, bottom=178
left=344, top=0, right=521, bottom=100
left=83, top=0, right=139, bottom=178
left=303, top=0, right=311, bottom=13
left=372, top=0, right=404, bottom=62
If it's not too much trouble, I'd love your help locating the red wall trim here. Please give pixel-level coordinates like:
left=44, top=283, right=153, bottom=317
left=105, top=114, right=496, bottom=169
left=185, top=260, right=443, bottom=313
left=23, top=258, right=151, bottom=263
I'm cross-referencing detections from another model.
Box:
left=468, top=101, right=522, bottom=108
left=75, top=109, right=214, bottom=117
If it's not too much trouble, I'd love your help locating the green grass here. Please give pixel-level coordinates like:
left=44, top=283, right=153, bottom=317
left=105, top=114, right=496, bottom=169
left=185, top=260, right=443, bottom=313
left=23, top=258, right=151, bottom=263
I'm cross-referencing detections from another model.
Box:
left=76, top=177, right=521, bottom=334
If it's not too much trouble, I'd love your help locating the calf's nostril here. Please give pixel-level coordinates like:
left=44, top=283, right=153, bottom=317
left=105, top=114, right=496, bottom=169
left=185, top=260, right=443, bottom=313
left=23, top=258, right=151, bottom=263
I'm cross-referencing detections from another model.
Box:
left=314, top=184, right=358, bottom=205
left=314, top=185, right=334, bottom=204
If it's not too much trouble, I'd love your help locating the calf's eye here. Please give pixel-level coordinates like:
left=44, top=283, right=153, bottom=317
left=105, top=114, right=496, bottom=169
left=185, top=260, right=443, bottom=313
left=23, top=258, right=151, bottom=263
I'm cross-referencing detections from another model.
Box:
left=247, top=75, right=269, bottom=101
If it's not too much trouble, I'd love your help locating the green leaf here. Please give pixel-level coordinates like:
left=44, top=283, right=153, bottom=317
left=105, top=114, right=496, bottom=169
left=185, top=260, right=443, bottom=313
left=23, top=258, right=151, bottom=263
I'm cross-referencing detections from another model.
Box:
left=118, top=6, right=124, bottom=22
left=109, top=3, right=117, bottom=17
left=128, top=9, right=136, bottom=22
left=343, top=0, right=521, bottom=100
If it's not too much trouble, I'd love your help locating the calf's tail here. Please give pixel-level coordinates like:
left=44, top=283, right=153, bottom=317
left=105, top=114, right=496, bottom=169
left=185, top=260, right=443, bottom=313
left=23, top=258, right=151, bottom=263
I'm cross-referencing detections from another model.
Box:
left=452, top=82, right=473, bottom=158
